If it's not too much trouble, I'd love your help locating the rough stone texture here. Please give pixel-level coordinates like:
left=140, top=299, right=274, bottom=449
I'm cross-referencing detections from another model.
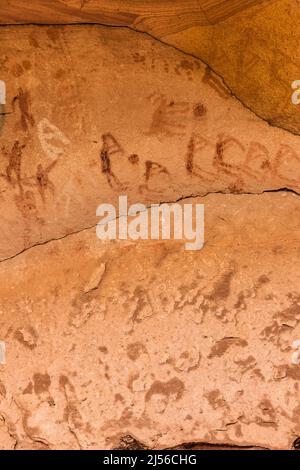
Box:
left=1, top=193, right=300, bottom=450
left=0, top=23, right=300, bottom=450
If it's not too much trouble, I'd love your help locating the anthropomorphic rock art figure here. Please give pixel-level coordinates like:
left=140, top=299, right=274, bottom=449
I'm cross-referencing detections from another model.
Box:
left=23, top=161, right=57, bottom=202
left=12, top=87, right=35, bottom=132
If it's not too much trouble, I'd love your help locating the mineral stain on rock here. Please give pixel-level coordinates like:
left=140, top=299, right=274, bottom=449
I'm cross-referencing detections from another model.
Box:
left=207, top=270, right=235, bottom=302
left=33, top=373, right=51, bottom=395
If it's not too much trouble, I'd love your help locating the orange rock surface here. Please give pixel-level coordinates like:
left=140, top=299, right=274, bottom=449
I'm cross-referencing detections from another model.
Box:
left=0, top=10, right=299, bottom=450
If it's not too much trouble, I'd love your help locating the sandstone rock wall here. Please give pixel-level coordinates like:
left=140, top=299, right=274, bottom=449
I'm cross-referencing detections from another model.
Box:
left=0, top=21, right=299, bottom=450
left=1, top=25, right=300, bottom=260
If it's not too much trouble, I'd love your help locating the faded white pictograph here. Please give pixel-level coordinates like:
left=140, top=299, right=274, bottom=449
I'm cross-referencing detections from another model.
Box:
left=37, top=118, right=70, bottom=160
